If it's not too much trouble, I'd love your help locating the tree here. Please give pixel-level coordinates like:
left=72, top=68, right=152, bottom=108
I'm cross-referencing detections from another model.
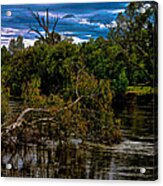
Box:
left=1, top=45, right=11, bottom=66
left=8, top=35, right=24, bottom=54
left=1, top=85, right=10, bottom=124
left=1, top=39, right=121, bottom=145
left=107, top=2, right=158, bottom=86
left=111, top=68, right=129, bottom=94
left=29, top=9, right=61, bottom=45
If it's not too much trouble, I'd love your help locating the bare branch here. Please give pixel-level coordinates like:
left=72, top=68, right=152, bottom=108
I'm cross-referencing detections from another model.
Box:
left=46, top=9, right=49, bottom=32
left=16, top=108, right=49, bottom=123
left=28, top=8, right=59, bottom=44
left=1, top=93, right=98, bottom=137
left=28, top=27, right=45, bottom=41
left=76, top=65, right=86, bottom=98
left=52, top=16, right=59, bottom=33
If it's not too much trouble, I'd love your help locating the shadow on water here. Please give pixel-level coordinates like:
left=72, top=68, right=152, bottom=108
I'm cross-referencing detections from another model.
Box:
left=1, top=94, right=158, bottom=180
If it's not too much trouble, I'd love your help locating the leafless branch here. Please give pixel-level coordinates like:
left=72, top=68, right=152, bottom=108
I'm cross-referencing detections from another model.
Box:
left=52, top=16, right=59, bottom=33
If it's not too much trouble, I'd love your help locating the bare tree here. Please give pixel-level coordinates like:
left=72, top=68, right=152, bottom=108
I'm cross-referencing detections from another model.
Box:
left=28, top=8, right=61, bottom=45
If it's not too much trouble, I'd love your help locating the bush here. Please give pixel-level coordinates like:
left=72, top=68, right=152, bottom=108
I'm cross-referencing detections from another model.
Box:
left=111, top=69, right=129, bottom=95
left=1, top=86, right=10, bottom=123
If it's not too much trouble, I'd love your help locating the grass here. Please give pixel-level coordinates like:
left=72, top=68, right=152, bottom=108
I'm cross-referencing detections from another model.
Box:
left=126, top=86, right=156, bottom=95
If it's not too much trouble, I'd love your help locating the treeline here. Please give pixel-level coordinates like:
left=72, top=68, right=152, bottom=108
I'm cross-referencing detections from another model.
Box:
left=2, top=2, right=157, bottom=97
left=1, top=2, right=158, bottom=144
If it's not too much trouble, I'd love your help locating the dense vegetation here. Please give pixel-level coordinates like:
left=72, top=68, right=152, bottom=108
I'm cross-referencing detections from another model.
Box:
left=1, top=2, right=157, bottom=145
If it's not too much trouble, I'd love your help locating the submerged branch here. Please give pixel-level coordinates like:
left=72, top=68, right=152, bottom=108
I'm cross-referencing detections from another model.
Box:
left=16, top=108, right=49, bottom=123
left=1, top=94, right=96, bottom=136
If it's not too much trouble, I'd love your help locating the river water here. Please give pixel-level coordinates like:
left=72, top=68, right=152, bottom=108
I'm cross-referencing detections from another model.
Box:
left=1, top=94, right=158, bottom=180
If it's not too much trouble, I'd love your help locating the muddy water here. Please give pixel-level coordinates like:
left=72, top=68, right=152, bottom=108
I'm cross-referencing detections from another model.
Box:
left=1, top=94, right=158, bottom=180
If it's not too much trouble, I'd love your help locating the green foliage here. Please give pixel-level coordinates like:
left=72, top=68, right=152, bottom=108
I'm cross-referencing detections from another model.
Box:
left=21, top=75, right=44, bottom=106
left=107, top=2, right=158, bottom=86
left=1, top=46, right=11, bottom=66
left=111, top=69, right=129, bottom=94
left=37, top=41, right=80, bottom=95
left=53, top=76, right=116, bottom=144
left=127, top=86, right=154, bottom=95
left=1, top=39, right=121, bottom=144
left=80, top=37, right=109, bottom=79
left=1, top=86, right=10, bottom=123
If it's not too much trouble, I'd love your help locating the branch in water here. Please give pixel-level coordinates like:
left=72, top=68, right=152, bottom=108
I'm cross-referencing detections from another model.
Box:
left=2, top=94, right=97, bottom=136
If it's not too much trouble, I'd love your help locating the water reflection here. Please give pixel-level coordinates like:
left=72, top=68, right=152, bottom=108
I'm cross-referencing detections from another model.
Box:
left=1, top=94, right=158, bottom=180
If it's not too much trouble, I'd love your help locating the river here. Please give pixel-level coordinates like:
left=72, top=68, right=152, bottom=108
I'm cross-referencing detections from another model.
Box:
left=1, top=94, right=158, bottom=180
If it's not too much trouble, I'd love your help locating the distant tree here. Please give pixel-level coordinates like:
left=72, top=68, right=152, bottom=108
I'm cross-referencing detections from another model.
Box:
left=29, top=9, right=61, bottom=45
left=8, top=35, right=24, bottom=54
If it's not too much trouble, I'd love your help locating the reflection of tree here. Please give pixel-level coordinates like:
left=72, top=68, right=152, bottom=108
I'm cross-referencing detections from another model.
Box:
left=2, top=144, right=114, bottom=179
